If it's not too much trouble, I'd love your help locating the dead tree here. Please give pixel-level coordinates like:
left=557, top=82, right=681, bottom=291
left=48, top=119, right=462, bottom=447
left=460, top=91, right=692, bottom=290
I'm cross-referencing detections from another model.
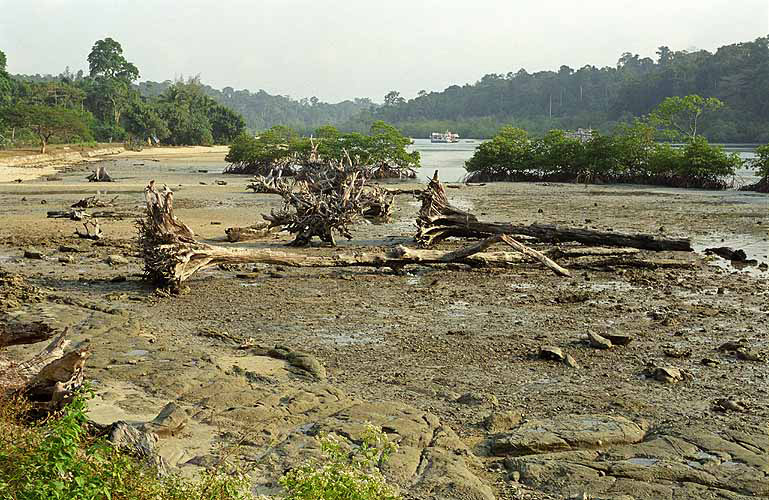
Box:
left=416, top=171, right=693, bottom=252
left=87, top=165, right=114, bottom=182
left=1, top=328, right=90, bottom=412
left=137, top=182, right=569, bottom=291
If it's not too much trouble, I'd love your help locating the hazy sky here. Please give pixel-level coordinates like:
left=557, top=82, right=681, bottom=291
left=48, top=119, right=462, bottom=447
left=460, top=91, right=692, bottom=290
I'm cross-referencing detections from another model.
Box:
left=1, top=0, right=767, bottom=102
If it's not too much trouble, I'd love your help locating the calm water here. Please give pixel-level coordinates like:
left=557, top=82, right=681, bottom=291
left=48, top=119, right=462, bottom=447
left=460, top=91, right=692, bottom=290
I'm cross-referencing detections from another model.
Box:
left=408, top=138, right=759, bottom=185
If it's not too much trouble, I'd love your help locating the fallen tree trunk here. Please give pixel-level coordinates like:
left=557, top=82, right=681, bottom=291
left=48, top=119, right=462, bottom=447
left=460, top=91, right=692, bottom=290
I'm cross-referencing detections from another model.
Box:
left=416, top=171, right=693, bottom=252
left=138, top=181, right=569, bottom=290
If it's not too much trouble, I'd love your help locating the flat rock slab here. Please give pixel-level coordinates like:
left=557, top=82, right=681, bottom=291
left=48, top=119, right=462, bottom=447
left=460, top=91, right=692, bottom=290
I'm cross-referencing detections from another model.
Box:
left=490, top=414, right=648, bottom=456
left=501, top=423, right=768, bottom=499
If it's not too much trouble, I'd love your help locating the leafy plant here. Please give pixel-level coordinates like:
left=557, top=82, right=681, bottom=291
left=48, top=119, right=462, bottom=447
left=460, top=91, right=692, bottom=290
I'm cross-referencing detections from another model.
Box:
left=280, top=424, right=401, bottom=500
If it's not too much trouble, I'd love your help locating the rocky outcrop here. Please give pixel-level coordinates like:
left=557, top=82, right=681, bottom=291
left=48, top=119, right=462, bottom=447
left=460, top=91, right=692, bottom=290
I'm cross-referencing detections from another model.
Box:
left=488, top=414, right=768, bottom=499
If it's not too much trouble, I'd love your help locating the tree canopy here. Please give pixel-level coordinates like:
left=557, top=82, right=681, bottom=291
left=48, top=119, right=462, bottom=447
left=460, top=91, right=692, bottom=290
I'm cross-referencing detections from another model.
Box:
left=358, top=36, right=769, bottom=141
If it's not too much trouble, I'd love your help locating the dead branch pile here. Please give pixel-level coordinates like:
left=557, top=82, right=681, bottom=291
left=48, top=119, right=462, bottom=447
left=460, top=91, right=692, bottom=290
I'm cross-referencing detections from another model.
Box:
left=416, top=171, right=693, bottom=252
left=0, top=328, right=90, bottom=413
left=137, top=181, right=567, bottom=291
left=250, top=158, right=395, bottom=246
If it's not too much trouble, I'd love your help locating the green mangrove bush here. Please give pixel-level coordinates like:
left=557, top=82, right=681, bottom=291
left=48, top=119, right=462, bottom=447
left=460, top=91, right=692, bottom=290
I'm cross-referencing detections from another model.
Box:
left=224, top=121, right=419, bottom=179
left=465, top=125, right=743, bottom=189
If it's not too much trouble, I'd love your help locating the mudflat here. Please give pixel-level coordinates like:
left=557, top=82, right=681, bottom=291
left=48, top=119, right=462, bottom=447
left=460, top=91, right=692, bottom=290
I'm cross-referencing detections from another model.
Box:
left=1, top=152, right=767, bottom=499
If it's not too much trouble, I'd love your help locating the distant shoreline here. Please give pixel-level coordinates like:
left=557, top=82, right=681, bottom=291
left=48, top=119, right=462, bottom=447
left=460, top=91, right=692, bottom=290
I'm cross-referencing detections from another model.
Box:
left=0, top=145, right=230, bottom=183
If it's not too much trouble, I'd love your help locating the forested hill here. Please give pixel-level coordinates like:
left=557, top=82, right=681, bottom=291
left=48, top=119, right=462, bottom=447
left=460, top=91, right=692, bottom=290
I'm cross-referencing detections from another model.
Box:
left=137, top=80, right=372, bottom=135
left=357, top=36, right=769, bottom=142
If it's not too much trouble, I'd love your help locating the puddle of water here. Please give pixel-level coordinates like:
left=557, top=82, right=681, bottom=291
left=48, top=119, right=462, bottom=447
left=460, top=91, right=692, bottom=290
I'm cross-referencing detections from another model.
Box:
left=446, top=301, right=469, bottom=318
left=626, top=458, right=659, bottom=466
left=509, top=283, right=535, bottom=290
left=318, top=332, right=376, bottom=346
left=693, top=234, right=769, bottom=279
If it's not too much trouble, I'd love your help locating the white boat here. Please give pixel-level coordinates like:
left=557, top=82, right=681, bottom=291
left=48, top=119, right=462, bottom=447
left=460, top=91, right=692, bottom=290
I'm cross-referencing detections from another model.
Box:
left=430, top=131, right=460, bottom=143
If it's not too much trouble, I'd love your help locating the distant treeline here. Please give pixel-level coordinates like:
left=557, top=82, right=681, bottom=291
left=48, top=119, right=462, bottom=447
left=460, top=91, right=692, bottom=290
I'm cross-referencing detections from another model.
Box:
left=359, top=36, right=769, bottom=142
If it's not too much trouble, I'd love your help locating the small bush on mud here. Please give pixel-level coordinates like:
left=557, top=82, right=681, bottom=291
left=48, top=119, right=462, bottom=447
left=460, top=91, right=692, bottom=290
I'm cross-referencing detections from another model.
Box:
left=280, top=424, right=401, bottom=500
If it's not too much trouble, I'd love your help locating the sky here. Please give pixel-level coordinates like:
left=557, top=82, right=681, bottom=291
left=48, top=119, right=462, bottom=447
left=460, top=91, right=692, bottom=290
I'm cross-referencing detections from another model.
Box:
left=0, top=0, right=767, bottom=103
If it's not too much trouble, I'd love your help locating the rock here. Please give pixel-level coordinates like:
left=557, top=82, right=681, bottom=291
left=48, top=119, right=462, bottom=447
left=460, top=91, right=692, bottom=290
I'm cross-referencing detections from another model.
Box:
left=23, top=249, right=44, bottom=259
left=484, top=411, right=523, bottom=432
left=539, top=346, right=565, bottom=362
left=266, top=346, right=327, bottom=380
left=603, top=333, right=633, bottom=346
left=215, top=180, right=227, bottom=186
left=539, top=346, right=578, bottom=368
left=564, top=354, right=579, bottom=368
left=58, top=255, right=74, bottom=264
left=504, top=425, right=769, bottom=498
left=718, top=339, right=748, bottom=352
left=489, top=414, right=648, bottom=456
left=642, top=365, right=693, bottom=384
left=736, top=348, right=765, bottom=362
left=106, top=421, right=169, bottom=475
left=105, top=254, right=129, bottom=266
left=140, top=402, right=188, bottom=437
left=663, top=345, right=692, bottom=358
left=712, top=398, right=748, bottom=413
left=456, top=392, right=499, bottom=406
left=587, top=331, right=612, bottom=349
left=700, top=357, right=720, bottom=367
left=58, top=245, right=80, bottom=253
left=110, top=275, right=127, bottom=283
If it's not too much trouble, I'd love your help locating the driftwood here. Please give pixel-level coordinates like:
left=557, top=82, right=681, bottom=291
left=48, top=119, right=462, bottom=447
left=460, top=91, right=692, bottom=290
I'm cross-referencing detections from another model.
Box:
left=0, top=320, right=57, bottom=348
left=87, top=165, right=114, bottom=182
left=71, top=195, right=118, bottom=209
left=416, top=171, right=693, bottom=252
left=1, top=329, right=90, bottom=412
left=705, top=247, right=748, bottom=262
left=138, top=181, right=567, bottom=290
left=225, top=222, right=278, bottom=242
left=75, top=220, right=103, bottom=240
left=48, top=209, right=85, bottom=220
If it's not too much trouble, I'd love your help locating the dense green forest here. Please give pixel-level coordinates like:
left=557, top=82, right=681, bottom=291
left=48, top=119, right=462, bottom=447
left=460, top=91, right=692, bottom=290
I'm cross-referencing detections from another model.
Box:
left=0, top=38, right=247, bottom=151
left=359, top=36, right=769, bottom=142
left=3, top=35, right=768, bottom=150
left=137, top=81, right=372, bottom=136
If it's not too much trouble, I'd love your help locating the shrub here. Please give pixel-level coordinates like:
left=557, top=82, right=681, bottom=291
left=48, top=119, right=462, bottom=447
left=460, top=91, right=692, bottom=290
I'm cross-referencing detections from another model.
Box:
left=464, top=126, right=743, bottom=189
left=0, top=389, right=256, bottom=500
left=280, top=424, right=401, bottom=500
left=749, top=144, right=769, bottom=178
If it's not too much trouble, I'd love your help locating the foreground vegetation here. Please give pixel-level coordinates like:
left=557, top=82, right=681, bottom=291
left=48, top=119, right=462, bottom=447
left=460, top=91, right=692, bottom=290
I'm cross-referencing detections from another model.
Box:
left=225, top=121, right=419, bottom=178
left=0, top=390, right=400, bottom=500
left=0, top=39, right=245, bottom=152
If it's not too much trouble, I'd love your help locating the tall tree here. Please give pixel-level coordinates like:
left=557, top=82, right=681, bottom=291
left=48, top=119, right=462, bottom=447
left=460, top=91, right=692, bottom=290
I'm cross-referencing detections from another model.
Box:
left=86, top=38, right=139, bottom=127
left=648, top=95, right=723, bottom=139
